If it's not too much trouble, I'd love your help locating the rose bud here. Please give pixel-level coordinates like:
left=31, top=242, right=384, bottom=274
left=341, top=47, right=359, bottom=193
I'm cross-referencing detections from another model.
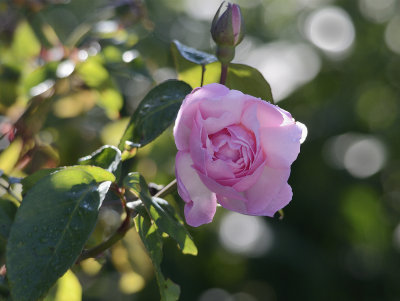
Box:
left=211, top=2, right=245, bottom=64
left=174, top=84, right=307, bottom=227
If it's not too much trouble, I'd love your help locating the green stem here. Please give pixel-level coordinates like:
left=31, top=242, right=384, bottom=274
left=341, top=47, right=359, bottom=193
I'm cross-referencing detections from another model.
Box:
left=220, top=64, right=228, bottom=85
left=201, top=65, right=206, bottom=87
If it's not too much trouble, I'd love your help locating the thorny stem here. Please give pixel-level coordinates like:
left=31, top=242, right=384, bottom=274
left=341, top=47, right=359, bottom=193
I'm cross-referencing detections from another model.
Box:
left=219, top=64, right=228, bottom=85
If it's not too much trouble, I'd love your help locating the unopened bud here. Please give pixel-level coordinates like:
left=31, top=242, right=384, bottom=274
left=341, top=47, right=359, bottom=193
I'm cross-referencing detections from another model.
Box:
left=211, top=2, right=245, bottom=64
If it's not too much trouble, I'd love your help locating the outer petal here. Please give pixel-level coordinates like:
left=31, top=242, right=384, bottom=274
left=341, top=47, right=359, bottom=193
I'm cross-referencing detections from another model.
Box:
left=256, top=101, right=294, bottom=128
left=243, top=166, right=291, bottom=215
left=175, top=151, right=217, bottom=227
left=174, top=84, right=230, bottom=151
left=260, top=122, right=303, bottom=169
left=196, top=170, right=248, bottom=213
left=254, top=183, right=293, bottom=216
left=200, top=90, right=245, bottom=134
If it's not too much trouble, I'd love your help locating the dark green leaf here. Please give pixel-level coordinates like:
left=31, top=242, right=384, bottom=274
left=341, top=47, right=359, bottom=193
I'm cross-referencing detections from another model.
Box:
left=118, top=80, right=192, bottom=151
left=6, top=167, right=114, bottom=301
left=78, top=145, right=122, bottom=174
left=172, top=40, right=217, bottom=65
left=135, top=215, right=180, bottom=301
left=0, top=199, right=17, bottom=242
left=124, top=172, right=197, bottom=255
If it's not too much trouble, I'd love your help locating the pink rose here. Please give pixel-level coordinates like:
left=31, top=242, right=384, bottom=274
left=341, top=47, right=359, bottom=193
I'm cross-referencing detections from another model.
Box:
left=174, top=83, right=307, bottom=227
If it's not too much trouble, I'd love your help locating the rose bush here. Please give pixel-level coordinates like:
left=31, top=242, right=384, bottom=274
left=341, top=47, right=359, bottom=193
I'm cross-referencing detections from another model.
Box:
left=174, top=83, right=307, bottom=227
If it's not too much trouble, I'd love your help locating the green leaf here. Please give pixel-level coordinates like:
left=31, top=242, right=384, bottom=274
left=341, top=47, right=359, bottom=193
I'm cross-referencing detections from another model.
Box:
left=0, top=138, right=23, bottom=174
left=22, top=165, right=116, bottom=195
left=21, top=168, right=59, bottom=195
left=78, top=145, right=122, bottom=174
left=172, top=47, right=274, bottom=102
left=0, top=199, right=18, bottom=242
left=118, top=80, right=192, bottom=151
left=43, top=270, right=82, bottom=301
left=226, top=63, right=274, bottom=103
left=123, top=172, right=197, bottom=255
left=135, top=215, right=180, bottom=301
left=11, top=21, right=41, bottom=62
left=172, top=40, right=217, bottom=65
left=6, top=167, right=113, bottom=301
left=98, top=86, right=124, bottom=120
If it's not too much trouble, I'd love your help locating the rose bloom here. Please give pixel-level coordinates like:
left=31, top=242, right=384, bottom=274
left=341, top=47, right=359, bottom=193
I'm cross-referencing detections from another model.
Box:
left=174, top=83, right=307, bottom=227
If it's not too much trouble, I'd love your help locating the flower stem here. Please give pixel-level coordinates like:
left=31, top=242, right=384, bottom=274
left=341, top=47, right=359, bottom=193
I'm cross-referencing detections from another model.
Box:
left=220, top=64, right=228, bottom=85
left=200, top=65, right=205, bottom=87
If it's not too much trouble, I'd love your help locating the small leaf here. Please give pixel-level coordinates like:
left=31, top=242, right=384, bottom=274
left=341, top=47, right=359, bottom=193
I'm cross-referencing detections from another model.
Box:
left=124, top=172, right=197, bottom=255
left=0, top=198, right=18, bottom=242
left=118, top=80, right=192, bottom=151
left=6, top=167, right=113, bottom=301
left=135, top=215, right=180, bottom=301
left=78, top=145, right=122, bottom=174
left=172, top=40, right=217, bottom=65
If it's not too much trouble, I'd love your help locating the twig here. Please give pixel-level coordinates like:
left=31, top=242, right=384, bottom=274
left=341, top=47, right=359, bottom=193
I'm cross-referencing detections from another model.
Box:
left=154, top=179, right=177, bottom=198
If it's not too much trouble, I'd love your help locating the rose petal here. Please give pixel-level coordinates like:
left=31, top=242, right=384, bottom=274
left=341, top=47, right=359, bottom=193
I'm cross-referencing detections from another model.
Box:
left=175, top=151, right=217, bottom=226
left=200, top=90, right=245, bottom=134
left=254, top=183, right=293, bottom=216
left=196, top=170, right=248, bottom=213
left=243, top=166, right=290, bottom=215
left=260, top=122, right=303, bottom=169
left=256, top=101, right=294, bottom=127
left=174, top=84, right=232, bottom=150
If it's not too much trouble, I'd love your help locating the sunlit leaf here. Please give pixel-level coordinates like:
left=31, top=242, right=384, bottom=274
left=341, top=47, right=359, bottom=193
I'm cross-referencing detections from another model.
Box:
left=11, top=21, right=41, bottom=61
left=44, top=270, right=82, bottom=301
left=124, top=172, right=197, bottom=255
left=21, top=165, right=116, bottom=195
left=0, top=138, right=23, bottom=174
left=77, top=57, right=109, bottom=88
left=78, top=145, right=122, bottom=174
left=98, top=86, right=124, bottom=119
left=53, top=90, right=97, bottom=118
left=54, top=270, right=82, bottom=301
left=7, top=167, right=113, bottom=301
left=118, top=80, right=192, bottom=151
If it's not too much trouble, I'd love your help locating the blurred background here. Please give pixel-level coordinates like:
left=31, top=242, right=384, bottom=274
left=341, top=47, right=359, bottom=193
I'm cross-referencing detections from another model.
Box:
left=1, top=0, right=400, bottom=300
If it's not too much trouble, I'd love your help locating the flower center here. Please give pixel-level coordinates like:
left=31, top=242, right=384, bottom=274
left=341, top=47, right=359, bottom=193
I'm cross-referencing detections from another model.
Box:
left=208, top=125, right=256, bottom=170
